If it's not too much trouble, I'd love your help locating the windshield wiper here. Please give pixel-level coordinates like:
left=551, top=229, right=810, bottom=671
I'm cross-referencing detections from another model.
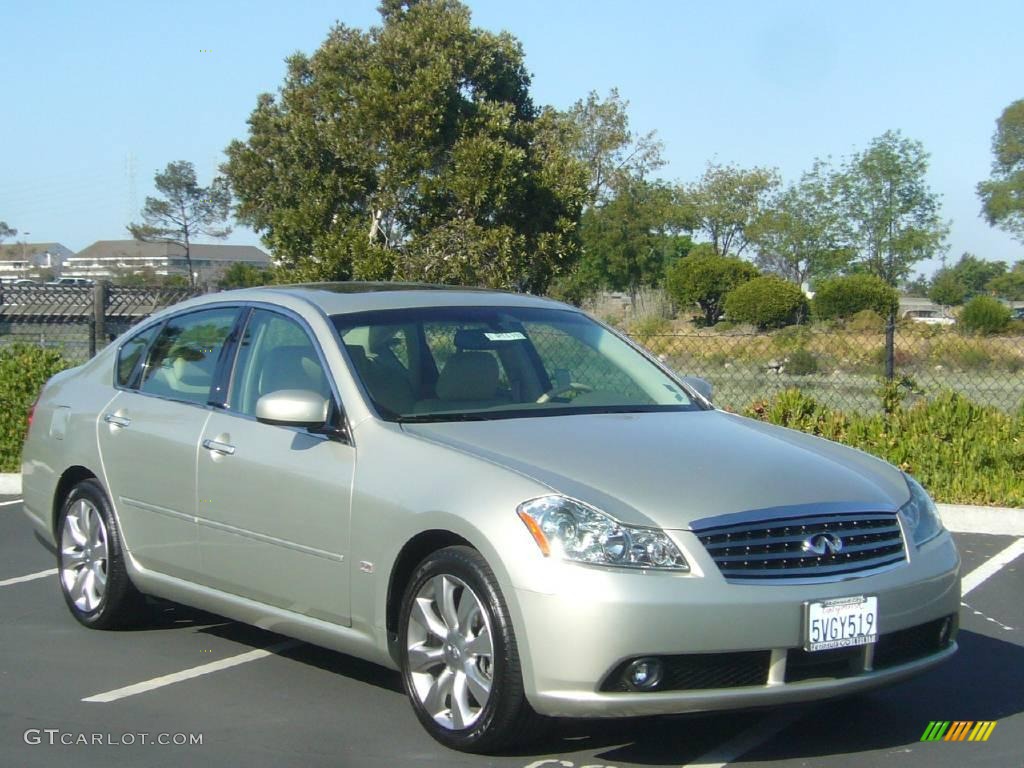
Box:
left=396, top=413, right=495, bottom=423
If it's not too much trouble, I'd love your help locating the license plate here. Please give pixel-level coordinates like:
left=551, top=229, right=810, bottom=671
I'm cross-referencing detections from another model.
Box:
left=804, top=596, right=878, bottom=651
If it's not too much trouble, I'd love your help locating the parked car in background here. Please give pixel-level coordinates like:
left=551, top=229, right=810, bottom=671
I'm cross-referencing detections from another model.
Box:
left=46, top=277, right=94, bottom=286
left=21, top=283, right=960, bottom=752
left=903, top=309, right=955, bottom=326
left=1013, top=307, right=1024, bottom=321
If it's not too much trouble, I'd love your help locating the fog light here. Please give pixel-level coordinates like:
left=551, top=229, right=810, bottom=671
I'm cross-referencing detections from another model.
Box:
left=625, top=657, right=663, bottom=690
left=938, top=616, right=953, bottom=646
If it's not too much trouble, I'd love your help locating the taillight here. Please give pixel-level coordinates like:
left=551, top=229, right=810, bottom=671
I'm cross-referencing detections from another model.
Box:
left=27, top=397, right=39, bottom=429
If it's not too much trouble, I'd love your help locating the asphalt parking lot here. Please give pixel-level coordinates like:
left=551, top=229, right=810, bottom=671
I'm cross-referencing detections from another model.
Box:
left=2, top=493, right=1021, bottom=768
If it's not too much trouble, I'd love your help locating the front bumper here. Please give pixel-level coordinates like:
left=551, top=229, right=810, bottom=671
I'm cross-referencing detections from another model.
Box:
left=513, top=531, right=960, bottom=718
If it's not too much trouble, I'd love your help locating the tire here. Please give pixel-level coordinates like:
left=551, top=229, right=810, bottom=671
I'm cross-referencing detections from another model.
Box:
left=398, top=545, right=543, bottom=753
left=57, top=479, right=145, bottom=629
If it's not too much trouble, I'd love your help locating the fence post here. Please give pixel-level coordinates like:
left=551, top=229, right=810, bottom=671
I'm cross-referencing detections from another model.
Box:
left=90, top=282, right=107, bottom=358
left=885, top=309, right=896, bottom=382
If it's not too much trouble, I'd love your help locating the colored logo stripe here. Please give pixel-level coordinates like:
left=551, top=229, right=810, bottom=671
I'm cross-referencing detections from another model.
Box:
left=920, top=721, right=997, bottom=742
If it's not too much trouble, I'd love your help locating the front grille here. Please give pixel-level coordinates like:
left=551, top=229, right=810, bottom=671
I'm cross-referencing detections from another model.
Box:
left=600, top=651, right=770, bottom=692
left=696, top=512, right=906, bottom=581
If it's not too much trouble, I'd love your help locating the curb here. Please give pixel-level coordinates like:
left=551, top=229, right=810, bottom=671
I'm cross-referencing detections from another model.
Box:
left=0, top=473, right=1022, bottom=535
left=0, top=474, right=20, bottom=495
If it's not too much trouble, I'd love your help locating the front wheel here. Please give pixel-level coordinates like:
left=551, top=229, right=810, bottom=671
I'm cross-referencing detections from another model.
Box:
left=57, top=479, right=145, bottom=629
left=398, top=546, right=542, bottom=752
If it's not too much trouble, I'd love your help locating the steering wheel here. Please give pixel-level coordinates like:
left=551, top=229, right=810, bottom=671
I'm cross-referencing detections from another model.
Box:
left=536, top=382, right=593, bottom=403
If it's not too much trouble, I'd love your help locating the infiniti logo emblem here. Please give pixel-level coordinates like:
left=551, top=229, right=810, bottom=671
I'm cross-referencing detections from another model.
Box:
left=803, top=532, right=844, bottom=556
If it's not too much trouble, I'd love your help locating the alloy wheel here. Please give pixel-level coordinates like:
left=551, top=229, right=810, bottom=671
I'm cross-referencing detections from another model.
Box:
left=60, top=498, right=109, bottom=613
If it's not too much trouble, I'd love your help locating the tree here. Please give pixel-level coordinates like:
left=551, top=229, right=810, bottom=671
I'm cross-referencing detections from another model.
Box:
left=939, top=252, right=1006, bottom=299
left=127, top=161, right=232, bottom=289
left=987, top=261, right=1024, bottom=300
left=577, top=177, right=692, bottom=300
left=218, top=262, right=274, bottom=289
left=0, top=221, right=15, bottom=243
left=683, top=162, right=780, bottom=258
left=978, top=99, right=1024, bottom=243
left=928, top=268, right=967, bottom=307
left=560, top=88, right=663, bottom=206
left=664, top=247, right=759, bottom=325
left=960, top=295, right=1011, bottom=335
left=837, top=131, right=948, bottom=287
left=902, top=272, right=931, bottom=297
left=224, top=0, right=587, bottom=293
left=748, top=160, right=852, bottom=286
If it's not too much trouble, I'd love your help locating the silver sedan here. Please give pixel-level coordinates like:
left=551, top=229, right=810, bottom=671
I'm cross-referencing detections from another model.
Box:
left=21, top=283, right=960, bottom=752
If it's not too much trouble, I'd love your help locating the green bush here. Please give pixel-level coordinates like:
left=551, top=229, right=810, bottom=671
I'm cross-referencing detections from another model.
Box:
left=744, top=388, right=1024, bottom=506
left=0, top=345, right=72, bottom=472
left=664, top=250, right=759, bottom=326
left=812, top=274, right=899, bottom=320
left=786, top=348, right=819, bottom=375
left=847, top=309, right=885, bottom=333
left=723, top=276, right=808, bottom=329
left=959, top=295, right=1011, bottom=335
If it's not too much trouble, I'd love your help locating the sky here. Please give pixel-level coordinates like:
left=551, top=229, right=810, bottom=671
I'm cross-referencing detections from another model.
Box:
left=1, top=0, right=1021, bottom=278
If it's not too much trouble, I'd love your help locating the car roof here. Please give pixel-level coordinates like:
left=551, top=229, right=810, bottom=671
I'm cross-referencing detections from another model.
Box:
left=205, top=281, right=568, bottom=315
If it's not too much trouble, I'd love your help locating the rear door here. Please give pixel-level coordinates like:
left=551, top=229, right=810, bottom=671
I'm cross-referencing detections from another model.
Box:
left=97, top=306, right=239, bottom=580
left=194, top=307, right=354, bottom=625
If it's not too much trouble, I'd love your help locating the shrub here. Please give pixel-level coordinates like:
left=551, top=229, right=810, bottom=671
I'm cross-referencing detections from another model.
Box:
left=664, top=250, right=759, bottom=326
left=744, top=388, right=1024, bottom=506
left=812, top=274, right=899, bottom=320
left=786, top=348, right=819, bottom=375
left=0, top=344, right=72, bottom=472
left=959, top=295, right=1011, bottom=335
left=847, top=309, right=885, bottom=333
left=723, top=276, right=808, bottom=329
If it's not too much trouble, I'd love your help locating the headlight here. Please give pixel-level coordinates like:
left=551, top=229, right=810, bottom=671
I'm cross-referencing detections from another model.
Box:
left=899, top=475, right=944, bottom=546
left=516, top=495, right=689, bottom=570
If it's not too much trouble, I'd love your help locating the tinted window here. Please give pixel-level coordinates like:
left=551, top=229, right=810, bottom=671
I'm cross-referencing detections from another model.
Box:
left=228, top=309, right=332, bottom=417
left=139, top=308, right=238, bottom=405
left=116, top=324, right=160, bottom=387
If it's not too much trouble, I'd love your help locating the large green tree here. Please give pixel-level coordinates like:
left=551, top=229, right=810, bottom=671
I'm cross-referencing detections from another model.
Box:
left=943, top=252, right=1006, bottom=299
left=577, top=177, right=691, bottom=299
left=665, top=247, right=759, bottom=325
left=978, top=99, right=1024, bottom=243
left=683, top=162, right=780, bottom=259
left=224, top=0, right=587, bottom=292
left=837, top=131, right=947, bottom=287
left=987, top=261, right=1024, bottom=300
left=127, top=161, right=232, bottom=288
left=0, top=221, right=15, bottom=242
left=747, top=160, right=852, bottom=286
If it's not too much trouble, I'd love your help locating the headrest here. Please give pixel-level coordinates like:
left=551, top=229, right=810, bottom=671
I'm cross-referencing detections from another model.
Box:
left=259, top=345, right=322, bottom=395
left=436, top=352, right=499, bottom=401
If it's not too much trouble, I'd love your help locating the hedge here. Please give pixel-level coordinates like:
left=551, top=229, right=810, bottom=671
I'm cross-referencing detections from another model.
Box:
left=0, top=345, right=72, bottom=472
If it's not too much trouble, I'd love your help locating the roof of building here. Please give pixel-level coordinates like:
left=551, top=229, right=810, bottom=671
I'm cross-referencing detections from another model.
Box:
left=72, top=240, right=270, bottom=264
left=0, top=242, right=75, bottom=261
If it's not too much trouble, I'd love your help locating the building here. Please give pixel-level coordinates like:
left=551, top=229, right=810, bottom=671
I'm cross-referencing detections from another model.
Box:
left=64, top=240, right=272, bottom=285
left=0, top=242, right=76, bottom=281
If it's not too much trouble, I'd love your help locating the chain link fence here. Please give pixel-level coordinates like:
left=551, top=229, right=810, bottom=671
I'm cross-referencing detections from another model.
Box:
left=0, top=284, right=197, bottom=362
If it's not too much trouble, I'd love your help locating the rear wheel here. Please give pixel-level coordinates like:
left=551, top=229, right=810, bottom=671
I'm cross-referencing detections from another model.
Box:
left=398, top=546, right=542, bottom=752
left=57, top=479, right=145, bottom=629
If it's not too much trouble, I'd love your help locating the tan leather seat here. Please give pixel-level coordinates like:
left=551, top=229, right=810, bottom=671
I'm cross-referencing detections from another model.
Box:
left=414, top=351, right=509, bottom=413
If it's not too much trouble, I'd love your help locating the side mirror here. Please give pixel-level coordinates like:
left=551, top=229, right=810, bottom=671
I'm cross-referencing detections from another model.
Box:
left=255, top=389, right=329, bottom=427
left=682, top=376, right=713, bottom=404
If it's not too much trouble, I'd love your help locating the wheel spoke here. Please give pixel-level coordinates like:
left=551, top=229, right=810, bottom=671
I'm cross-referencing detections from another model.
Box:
left=423, top=668, right=454, bottom=719
left=464, top=662, right=492, bottom=706
left=70, top=565, right=88, bottom=607
left=82, top=569, right=98, bottom=611
left=407, top=644, right=444, bottom=673
left=466, top=624, right=492, bottom=657
left=456, top=588, right=478, bottom=634
left=436, top=576, right=459, bottom=632
left=78, top=501, right=92, bottom=539
left=61, top=545, right=87, bottom=565
left=412, top=597, right=448, bottom=641
left=93, top=560, right=108, bottom=589
left=450, top=671, right=472, bottom=729
left=66, top=508, right=87, bottom=547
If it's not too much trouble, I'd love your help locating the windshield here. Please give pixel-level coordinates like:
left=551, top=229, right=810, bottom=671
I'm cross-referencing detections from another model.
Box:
left=331, top=306, right=702, bottom=421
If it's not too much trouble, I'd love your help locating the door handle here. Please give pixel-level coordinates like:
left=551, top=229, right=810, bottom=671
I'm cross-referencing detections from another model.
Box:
left=103, top=413, right=131, bottom=428
left=202, top=438, right=235, bottom=456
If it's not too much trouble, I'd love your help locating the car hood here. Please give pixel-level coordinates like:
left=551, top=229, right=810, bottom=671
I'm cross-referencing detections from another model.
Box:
left=402, top=410, right=910, bottom=530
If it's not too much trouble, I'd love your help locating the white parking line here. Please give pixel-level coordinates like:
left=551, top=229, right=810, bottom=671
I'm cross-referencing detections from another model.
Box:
left=0, top=499, right=23, bottom=507
left=82, top=640, right=301, bottom=703
left=683, top=710, right=804, bottom=768
left=962, top=538, right=1024, bottom=596
left=0, top=568, right=57, bottom=587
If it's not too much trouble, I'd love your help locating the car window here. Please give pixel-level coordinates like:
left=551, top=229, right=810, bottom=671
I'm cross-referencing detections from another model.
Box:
left=228, top=309, right=333, bottom=417
left=138, top=308, right=238, bottom=405
left=116, top=323, right=161, bottom=387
